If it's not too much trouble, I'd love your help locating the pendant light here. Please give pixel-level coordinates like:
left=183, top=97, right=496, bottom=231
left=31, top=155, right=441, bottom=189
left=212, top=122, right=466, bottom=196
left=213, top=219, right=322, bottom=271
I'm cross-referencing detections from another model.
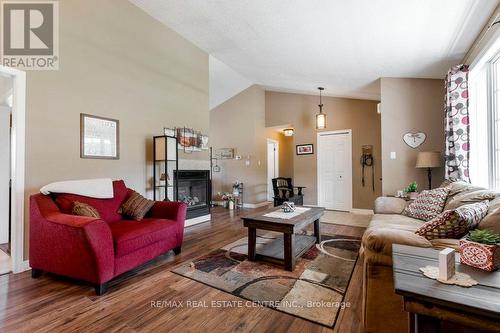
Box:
left=316, top=87, right=326, bottom=129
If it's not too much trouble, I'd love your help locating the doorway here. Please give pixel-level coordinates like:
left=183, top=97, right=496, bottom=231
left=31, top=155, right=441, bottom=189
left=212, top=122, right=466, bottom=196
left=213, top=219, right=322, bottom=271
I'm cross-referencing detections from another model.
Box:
left=317, top=130, right=352, bottom=211
left=0, top=65, right=26, bottom=274
left=267, top=139, right=279, bottom=201
left=0, top=74, right=13, bottom=274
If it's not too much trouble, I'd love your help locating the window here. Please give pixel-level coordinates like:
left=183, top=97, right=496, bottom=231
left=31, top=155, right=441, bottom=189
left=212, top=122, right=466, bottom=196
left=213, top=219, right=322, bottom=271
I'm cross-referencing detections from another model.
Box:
left=469, top=37, right=500, bottom=189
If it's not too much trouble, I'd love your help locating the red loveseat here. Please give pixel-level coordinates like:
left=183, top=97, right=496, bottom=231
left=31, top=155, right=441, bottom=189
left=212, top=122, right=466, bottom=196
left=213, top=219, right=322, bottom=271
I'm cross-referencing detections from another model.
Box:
left=29, top=180, right=187, bottom=295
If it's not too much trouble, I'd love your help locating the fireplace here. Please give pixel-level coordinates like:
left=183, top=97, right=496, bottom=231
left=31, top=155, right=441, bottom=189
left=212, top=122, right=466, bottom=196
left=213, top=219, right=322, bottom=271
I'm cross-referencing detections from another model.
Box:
left=175, top=170, right=211, bottom=219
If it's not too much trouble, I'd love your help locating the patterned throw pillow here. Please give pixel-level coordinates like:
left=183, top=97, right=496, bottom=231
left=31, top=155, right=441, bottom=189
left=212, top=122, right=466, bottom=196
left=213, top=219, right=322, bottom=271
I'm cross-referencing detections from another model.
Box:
left=415, top=201, right=489, bottom=240
left=119, top=191, right=155, bottom=221
left=72, top=201, right=100, bottom=218
left=402, top=187, right=450, bottom=221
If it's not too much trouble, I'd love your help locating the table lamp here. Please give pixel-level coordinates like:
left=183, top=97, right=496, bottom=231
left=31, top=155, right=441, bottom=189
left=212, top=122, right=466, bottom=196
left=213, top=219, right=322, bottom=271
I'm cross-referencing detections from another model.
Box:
left=416, top=151, right=442, bottom=190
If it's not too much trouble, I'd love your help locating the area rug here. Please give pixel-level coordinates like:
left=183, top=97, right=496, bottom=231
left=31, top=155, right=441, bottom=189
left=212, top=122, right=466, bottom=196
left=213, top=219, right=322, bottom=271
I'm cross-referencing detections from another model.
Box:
left=172, top=224, right=361, bottom=327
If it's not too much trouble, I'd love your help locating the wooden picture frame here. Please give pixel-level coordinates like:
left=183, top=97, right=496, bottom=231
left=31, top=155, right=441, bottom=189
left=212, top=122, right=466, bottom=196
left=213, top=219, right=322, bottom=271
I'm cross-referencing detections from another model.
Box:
left=296, top=144, right=314, bottom=155
left=80, top=113, right=119, bottom=159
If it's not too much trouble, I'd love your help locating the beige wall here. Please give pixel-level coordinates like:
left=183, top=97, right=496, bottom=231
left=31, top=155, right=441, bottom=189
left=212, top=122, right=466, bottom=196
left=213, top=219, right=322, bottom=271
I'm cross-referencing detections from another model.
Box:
left=210, top=85, right=292, bottom=204
left=380, top=78, right=444, bottom=195
left=266, top=91, right=382, bottom=209
left=23, top=0, right=209, bottom=258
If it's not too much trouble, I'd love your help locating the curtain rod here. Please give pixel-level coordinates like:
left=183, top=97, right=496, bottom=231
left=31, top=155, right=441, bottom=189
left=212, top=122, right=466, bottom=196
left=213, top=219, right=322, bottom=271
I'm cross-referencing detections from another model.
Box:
left=463, top=11, right=500, bottom=65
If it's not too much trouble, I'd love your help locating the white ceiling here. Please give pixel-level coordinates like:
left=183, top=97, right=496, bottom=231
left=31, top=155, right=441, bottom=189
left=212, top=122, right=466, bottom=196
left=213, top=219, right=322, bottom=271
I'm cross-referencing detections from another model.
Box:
left=130, top=0, right=498, bottom=101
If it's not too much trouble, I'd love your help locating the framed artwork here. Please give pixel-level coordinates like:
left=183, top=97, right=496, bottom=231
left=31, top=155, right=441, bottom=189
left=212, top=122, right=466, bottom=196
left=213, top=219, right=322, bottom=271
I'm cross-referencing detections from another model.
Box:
left=296, top=144, right=314, bottom=155
left=164, top=127, right=209, bottom=153
left=80, top=113, right=119, bottom=159
left=403, top=132, right=426, bottom=149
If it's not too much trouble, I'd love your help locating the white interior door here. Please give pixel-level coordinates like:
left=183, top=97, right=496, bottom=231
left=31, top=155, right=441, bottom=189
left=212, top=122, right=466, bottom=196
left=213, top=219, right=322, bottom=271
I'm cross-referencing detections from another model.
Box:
left=267, top=139, right=279, bottom=201
left=317, top=130, right=352, bottom=211
left=0, top=106, right=11, bottom=244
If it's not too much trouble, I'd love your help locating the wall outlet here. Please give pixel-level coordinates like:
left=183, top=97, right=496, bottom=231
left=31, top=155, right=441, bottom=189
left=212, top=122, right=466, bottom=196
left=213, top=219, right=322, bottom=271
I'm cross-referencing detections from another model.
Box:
left=390, top=152, right=396, bottom=159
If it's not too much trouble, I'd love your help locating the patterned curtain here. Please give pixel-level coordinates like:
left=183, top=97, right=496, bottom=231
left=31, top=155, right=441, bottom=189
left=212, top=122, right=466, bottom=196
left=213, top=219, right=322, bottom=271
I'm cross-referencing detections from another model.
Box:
left=444, top=64, right=470, bottom=182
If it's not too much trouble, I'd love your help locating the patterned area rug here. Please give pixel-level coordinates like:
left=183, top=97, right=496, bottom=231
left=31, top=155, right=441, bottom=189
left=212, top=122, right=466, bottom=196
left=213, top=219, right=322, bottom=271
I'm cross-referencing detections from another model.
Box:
left=172, top=224, right=361, bottom=327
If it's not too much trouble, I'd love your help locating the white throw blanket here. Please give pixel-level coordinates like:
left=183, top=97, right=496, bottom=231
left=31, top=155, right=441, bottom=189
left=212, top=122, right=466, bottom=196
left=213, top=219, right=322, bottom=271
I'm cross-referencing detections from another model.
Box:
left=40, top=178, right=114, bottom=199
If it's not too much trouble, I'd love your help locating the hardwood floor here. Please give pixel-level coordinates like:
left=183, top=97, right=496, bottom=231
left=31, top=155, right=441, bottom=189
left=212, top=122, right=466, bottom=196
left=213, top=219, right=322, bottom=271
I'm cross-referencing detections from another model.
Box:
left=0, top=207, right=366, bottom=333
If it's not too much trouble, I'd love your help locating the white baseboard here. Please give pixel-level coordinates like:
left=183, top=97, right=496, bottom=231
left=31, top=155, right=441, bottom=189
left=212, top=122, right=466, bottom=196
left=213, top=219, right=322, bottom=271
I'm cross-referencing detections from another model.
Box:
left=185, top=214, right=211, bottom=227
left=13, top=260, right=30, bottom=274
left=305, top=205, right=373, bottom=215
left=350, top=208, right=374, bottom=215
left=242, top=202, right=270, bottom=208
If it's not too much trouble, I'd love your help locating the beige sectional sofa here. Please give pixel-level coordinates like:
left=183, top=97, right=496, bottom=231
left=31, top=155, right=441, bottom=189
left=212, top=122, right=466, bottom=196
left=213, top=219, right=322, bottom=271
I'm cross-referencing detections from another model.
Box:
left=361, top=181, right=500, bottom=333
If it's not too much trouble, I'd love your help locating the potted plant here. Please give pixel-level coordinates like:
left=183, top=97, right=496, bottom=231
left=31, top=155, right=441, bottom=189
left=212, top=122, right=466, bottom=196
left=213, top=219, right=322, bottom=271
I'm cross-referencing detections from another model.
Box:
left=459, top=229, right=500, bottom=272
left=405, top=181, right=419, bottom=199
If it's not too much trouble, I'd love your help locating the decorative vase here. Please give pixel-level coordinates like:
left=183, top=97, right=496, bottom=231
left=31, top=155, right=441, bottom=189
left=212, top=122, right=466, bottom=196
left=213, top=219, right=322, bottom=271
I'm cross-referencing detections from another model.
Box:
left=459, top=239, right=500, bottom=272
left=229, top=201, right=234, bottom=210
left=408, top=192, right=418, bottom=200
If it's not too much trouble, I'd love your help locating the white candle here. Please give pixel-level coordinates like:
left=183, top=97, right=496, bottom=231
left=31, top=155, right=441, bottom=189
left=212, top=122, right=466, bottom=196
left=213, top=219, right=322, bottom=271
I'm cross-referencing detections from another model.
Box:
left=439, top=248, right=456, bottom=281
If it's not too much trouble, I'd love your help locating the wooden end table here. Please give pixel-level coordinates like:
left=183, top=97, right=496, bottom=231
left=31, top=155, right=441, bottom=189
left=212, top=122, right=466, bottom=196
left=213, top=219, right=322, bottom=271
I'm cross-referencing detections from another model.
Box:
left=241, top=207, right=324, bottom=271
left=392, top=244, right=500, bottom=333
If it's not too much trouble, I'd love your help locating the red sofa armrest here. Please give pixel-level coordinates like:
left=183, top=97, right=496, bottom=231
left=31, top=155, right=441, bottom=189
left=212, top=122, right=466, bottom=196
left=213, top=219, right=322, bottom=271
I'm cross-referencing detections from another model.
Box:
left=29, top=194, right=115, bottom=284
left=148, top=201, right=188, bottom=222
left=148, top=201, right=188, bottom=244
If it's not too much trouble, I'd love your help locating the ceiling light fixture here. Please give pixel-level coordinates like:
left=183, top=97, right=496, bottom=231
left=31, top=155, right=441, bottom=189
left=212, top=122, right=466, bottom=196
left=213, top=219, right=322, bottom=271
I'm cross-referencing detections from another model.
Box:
left=316, top=87, right=326, bottom=129
left=283, top=128, right=294, bottom=136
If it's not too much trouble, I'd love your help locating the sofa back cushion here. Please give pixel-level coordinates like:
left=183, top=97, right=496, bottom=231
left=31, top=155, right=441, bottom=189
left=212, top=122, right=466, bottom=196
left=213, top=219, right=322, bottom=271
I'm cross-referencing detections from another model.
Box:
left=479, top=197, right=500, bottom=235
left=444, top=189, right=497, bottom=211
left=54, top=180, right=129, bottom=222
left=443, top=181, right=486, bottom=206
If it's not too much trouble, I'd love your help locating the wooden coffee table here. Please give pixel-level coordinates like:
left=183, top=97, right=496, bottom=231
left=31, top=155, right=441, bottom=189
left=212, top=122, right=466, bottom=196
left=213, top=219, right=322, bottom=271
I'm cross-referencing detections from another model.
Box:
left=241, top=206, right=324, bottom=271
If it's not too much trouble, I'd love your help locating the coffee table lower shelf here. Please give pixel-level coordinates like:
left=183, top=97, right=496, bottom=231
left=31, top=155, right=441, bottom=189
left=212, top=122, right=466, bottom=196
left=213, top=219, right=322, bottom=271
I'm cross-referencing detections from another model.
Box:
left=250, top=234, right=317, bottom=271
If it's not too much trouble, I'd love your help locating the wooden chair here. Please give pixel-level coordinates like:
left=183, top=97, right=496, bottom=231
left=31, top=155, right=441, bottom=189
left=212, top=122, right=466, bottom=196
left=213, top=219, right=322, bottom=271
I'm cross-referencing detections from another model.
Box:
left=272, top=177, right=305, bottom=207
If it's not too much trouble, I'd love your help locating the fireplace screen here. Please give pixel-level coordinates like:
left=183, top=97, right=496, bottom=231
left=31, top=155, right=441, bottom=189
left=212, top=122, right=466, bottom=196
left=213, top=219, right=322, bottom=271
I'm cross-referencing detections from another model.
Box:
left=177, top=179, right=208, bottom=208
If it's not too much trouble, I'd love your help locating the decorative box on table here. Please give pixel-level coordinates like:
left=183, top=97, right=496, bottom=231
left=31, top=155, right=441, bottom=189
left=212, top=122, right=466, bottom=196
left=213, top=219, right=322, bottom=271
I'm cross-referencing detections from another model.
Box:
left=459, top=239, right=500, bottom=272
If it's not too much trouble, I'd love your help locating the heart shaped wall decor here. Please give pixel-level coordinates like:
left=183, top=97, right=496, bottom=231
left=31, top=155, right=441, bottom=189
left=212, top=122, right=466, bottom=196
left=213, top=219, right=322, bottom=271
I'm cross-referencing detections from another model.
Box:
left=403, top=132, right=426, bottom=149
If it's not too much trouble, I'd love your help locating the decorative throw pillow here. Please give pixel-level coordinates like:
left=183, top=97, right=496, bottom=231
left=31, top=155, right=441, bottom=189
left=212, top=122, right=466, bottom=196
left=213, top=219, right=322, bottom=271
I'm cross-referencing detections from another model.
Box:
left=402, top=187, right=450, bottom=221
left=415, top=201, right=489, bottom=240
left=119, top=191, right=155, bottom=221
left=72, top=201, right=100, bottom=218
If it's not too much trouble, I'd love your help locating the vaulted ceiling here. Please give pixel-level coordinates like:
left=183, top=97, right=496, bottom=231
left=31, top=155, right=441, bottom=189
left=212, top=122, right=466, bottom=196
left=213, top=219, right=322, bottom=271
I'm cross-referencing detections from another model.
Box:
left=130, top=0, right=498, bottom=104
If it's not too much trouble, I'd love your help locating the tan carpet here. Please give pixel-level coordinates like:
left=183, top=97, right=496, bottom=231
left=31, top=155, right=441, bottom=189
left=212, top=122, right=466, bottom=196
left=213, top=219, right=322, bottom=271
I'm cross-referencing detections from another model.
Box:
left=320, top=210, right=372, bottom=228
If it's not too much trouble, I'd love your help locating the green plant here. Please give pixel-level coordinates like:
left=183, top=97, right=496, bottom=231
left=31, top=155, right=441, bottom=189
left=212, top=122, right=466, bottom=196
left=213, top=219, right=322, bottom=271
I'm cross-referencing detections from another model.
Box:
left=405, top=181, right=418, bottom=193
left=467, top=229, right=500, bottom=245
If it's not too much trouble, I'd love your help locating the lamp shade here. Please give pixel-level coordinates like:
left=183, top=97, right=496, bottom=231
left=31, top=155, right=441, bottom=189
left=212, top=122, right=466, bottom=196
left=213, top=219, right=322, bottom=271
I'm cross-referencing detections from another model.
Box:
left=316, top=113, right=326, bottom=129
left=416, top=151, right=441, bottom=168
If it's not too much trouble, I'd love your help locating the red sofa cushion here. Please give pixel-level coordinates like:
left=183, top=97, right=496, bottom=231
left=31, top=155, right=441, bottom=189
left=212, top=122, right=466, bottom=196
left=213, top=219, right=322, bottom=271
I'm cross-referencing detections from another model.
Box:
left=53, top=180, right=129, bottom=223
left=109, top=218, right=178, bottom=257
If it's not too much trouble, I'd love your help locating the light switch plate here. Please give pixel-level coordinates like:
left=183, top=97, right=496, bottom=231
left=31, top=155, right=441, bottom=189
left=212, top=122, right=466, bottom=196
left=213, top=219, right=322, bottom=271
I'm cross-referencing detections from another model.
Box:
left=390, top=152, right=396, bottom=159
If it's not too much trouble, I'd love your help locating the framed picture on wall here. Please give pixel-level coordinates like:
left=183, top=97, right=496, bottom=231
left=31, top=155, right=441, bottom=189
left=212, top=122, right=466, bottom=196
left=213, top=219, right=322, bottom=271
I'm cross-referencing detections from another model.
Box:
left=80, top=113, right=119, bottom=159
left=215, top=148, right=235, bottom=159
left=296, top=144, right=314, bottom=155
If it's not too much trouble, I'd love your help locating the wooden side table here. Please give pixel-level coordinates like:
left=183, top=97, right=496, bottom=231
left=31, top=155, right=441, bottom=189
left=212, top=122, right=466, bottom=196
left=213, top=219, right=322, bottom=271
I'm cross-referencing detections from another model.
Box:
left=392, top=244, right=500, bottom=333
